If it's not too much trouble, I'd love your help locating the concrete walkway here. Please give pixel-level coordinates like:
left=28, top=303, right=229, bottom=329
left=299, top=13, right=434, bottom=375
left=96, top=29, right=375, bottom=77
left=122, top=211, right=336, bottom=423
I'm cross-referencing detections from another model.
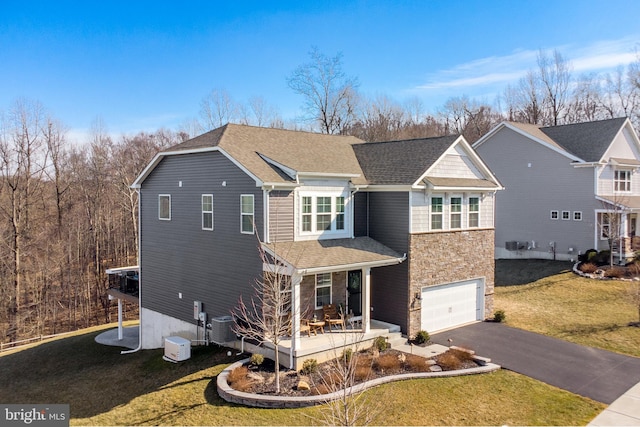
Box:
left=588, top=382, right=640, bottom=426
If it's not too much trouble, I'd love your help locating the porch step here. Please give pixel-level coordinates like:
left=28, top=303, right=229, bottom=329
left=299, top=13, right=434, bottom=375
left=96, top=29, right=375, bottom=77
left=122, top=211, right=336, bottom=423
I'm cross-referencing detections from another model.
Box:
left=385, top=331, right=408, bottom=348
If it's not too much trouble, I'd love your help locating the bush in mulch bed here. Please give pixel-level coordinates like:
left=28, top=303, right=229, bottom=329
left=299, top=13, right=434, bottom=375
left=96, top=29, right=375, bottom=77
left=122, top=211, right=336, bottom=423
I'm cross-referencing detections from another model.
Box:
left=227, top=347, right=480, bottom=396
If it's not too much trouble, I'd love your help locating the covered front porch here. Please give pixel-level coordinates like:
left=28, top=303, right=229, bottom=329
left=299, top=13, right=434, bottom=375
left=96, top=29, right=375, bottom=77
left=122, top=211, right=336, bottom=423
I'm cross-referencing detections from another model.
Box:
left=261, top=237, right=406, bottom=369
left=597, top=196, right=640, bottom=262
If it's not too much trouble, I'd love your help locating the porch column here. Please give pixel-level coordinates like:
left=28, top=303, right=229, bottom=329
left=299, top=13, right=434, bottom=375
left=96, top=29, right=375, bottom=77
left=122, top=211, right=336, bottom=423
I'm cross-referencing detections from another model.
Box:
left=362, top=267, right=371, bottom=333
left=290, top=272, right=302, bottom=369
left=621, top=214, right=628, bottom=260
left=117, top=298, right=123, bottom=340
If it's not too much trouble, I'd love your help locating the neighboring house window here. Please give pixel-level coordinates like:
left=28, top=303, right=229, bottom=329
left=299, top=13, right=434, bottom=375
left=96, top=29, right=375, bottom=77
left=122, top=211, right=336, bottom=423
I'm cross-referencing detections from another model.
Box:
left=573, top=211, right=582, bottom=221
left=615, top=170, right=631, bottom=192
left=450, top=197, right=462, bottom=229
left=550, top=210, right=559, bottom=220
left=431, top=197, right=443, bottom=230
left=315, top=273, right=332, bottom=309
left=302, top=196, right=312, bottom=232
left=316, top=197, right=332, bottom=231
left=241, top=194, right=254, bottom=234
left=599, top=213, right=610, bottom=240
left=202, top=194, right=213, bottom=230
left=562, top=211, right=570, bottom=220
left=159, top=195, right=171, bottom=220
left=336, top=197, right=345, bottom=230
left=468, top=197, right=480, bottom=228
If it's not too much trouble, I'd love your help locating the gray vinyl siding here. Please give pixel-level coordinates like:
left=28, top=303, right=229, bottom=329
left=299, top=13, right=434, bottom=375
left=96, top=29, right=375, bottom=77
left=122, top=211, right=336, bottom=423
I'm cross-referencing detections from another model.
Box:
left=269, top=190, right=294, bottom=242
left=367, top=192, right=409, bottom=332
left=476, top=127, right=600, bottom=257
left=140, top=151, right=263, bottom=324
left=353, top=192, right=368, bottom=237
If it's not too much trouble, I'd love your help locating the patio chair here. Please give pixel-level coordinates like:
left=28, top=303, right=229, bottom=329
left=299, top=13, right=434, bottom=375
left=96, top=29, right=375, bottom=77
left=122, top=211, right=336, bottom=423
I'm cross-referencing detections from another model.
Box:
left=323, top=304, right=344, bottom=331
left=299, top=319, right=311, bottom=337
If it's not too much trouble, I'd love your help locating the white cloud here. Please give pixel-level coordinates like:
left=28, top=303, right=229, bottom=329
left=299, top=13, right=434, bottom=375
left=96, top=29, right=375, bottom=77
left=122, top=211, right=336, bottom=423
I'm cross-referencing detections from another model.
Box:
left=414, top=35, right=639, bottom=96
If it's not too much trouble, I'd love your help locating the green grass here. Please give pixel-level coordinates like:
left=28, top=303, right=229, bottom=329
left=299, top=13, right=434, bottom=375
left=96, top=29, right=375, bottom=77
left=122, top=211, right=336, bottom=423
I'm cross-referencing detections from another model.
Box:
left=494, top=260, right=640, bottom=357
left=0, top=322, right=604, bottom=426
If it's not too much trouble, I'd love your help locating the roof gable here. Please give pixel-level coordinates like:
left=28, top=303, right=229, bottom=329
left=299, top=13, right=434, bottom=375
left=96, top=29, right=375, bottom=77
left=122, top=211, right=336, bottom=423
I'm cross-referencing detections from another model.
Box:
left=352, top=135, right=459, bottom=185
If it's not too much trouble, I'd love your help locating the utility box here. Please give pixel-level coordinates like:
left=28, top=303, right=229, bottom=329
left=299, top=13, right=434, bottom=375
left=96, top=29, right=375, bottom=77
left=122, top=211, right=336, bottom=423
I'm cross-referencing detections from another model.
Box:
left=210, top=316, right=235, bottom=344
left=505, top=241, right=518, bottom=251
left=163, top=336, right=191, bottom=362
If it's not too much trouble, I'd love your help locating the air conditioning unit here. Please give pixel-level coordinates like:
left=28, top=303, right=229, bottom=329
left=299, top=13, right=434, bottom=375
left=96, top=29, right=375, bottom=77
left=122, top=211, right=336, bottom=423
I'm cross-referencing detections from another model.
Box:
left=210, top=315, right=235, bottom=344
left=163, top=336, right=191, bottom=363
left=505, top=241, right=518, bottom=251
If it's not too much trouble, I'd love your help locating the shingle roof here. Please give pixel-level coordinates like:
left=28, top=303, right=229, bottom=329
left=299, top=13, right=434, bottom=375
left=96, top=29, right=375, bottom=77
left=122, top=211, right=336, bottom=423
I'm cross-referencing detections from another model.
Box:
left=352, top=135, right=459, bottom=185
left=539, top=117, right=628, bottom=162
left=263, top=237, right=404, bottom=271
left=166, top=124, right=368, bottom=185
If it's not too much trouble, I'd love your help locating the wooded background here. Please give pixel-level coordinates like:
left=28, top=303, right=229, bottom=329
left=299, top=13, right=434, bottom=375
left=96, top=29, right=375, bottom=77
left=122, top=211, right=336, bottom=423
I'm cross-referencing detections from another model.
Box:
left=1, top=48, right=638, bottom=345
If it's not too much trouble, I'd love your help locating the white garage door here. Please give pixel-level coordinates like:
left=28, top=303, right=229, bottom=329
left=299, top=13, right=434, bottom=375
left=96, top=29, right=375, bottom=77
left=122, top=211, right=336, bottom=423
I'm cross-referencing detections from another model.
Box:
left=421, top=279, right=484, bottom=333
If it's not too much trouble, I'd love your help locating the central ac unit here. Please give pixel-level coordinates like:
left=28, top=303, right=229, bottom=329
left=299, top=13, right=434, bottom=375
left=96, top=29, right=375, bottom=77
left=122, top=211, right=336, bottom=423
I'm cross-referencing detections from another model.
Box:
left=163, top=336, right=191, bottom=362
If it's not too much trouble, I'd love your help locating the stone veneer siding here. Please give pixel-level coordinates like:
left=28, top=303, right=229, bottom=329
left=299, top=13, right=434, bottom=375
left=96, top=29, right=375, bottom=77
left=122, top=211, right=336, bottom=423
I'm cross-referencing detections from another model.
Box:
left=299, top=271, right=347, bottom=320
left=407, top=229, right=495, bottom=338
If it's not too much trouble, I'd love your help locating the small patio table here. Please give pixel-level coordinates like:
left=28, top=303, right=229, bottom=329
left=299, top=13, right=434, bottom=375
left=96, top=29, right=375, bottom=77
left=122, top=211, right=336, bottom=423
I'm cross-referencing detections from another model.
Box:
left=308, top=320, right=325, bottom=335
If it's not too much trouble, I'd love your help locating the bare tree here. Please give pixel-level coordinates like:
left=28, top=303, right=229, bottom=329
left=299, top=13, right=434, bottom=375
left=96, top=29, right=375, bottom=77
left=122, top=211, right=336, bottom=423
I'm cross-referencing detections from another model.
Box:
left=231, top=240, right=297, bottom=394
left=287, top=47, right=360, bottom=134
left=199, top=88, right=239, bottom=130
left=538, top=49, right=572, bottom=126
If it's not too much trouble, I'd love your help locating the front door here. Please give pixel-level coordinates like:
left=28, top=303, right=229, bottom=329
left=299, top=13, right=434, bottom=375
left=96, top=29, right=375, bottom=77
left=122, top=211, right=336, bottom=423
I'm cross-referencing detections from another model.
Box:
left=347, top=270, right=362, bottom=316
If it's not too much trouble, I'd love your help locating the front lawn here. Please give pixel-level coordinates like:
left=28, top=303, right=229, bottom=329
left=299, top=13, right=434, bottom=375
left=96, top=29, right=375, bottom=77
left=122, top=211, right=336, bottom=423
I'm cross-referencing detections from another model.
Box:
left=0, top=324, right=603, bottom=426
left=494, top=259, right=640, bottom=357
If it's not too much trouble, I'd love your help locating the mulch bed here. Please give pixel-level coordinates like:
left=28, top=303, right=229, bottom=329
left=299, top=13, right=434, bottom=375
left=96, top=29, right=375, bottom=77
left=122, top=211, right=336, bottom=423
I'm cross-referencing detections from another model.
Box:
left=228, top=348, right=479, bottom=396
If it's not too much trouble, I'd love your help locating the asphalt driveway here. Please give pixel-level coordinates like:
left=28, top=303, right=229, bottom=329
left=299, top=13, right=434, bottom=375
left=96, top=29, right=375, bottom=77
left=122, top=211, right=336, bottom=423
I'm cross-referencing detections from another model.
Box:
left=431, top=322, right=640, bottom=404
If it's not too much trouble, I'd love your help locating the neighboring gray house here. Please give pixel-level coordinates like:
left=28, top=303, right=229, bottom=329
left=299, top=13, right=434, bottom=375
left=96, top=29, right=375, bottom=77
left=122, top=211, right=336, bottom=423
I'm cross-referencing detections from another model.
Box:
left=473, top=117, right=640, bottom=262
left=126, top=124, right=501, bottom=368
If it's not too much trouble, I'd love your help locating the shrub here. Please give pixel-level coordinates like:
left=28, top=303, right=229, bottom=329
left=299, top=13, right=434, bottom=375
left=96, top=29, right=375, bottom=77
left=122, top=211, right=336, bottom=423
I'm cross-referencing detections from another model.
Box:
left=354, top=364, right=372, bottom=381
left=493, top=309, right=506, bottom=323
left=580, top=262, right=598, bottom=274
left=311, top=384, right=331, bottom=395
left=450, top=348, right=475, bottom=363
left=582, top=249, right=597, bottom=262
left=341, top=348, right=353, bottom=364
left=593, top=250, right=611, bottom=265
left=413, top=330, right=430, bottom=345
left=435, top=352, right=463, bottom=370
left=227, top=365, right=248, bottom=385
left=404, top=354, right=430, bottom=372
left=373, top=336, right=389, bottom=352
left=629, top=261, right=640, bottom=276
left=373, top=353, right=401, bottom=371
left=249, top=353, right=264, bottom=366
left=604, top=267, right=625, bottom=278
left=300, top=358, right=318, bottom=375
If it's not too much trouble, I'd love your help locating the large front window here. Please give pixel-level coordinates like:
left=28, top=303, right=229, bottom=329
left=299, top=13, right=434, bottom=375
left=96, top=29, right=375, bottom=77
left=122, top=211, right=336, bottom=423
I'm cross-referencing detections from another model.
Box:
left=299, top=193, right=349, bottom=236
left=315, top=273, right=332, bottom=309
left=615, top=170, right=631, bottom=192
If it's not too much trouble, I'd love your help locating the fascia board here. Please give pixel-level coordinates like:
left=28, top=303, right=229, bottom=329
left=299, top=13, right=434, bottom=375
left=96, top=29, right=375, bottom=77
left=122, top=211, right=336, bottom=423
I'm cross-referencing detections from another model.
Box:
left=295, top=255, right=406, bottom=276
left=601, top=118, right=640, bottom=163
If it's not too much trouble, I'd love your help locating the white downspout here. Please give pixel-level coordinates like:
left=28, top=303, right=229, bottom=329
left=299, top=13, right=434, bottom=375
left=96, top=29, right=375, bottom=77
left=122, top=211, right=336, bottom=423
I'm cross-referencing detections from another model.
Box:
left=290, top=272, right=302, bottom=369
left=122, top=188, right=142, bottom=354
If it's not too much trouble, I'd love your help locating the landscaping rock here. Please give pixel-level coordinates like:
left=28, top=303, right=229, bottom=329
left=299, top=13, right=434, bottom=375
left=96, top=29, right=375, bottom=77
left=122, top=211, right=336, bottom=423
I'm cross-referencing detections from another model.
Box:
left=297, top=380, right=310, bottom=391
left=430, top=365, right=443, bottom=372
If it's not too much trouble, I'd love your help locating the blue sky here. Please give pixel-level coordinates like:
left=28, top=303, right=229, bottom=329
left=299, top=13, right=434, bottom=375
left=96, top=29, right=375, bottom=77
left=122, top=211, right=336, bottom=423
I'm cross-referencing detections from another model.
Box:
left=1, top=1, right=639, bottom=143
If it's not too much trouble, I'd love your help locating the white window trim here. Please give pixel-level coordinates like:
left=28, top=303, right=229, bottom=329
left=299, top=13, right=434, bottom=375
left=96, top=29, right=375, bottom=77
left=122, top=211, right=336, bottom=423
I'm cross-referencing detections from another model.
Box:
left=315, top=273, right=332, bottom=309
left=241, top=194, right=254, bottom=234
left=614, top=169, right=632, bottom=193
left=159, top=194, right=171, bottom=221
left=573, top=211, right=583, bottom=221
left=468, top=195, right=480, bottom=228
left=202, top=194, right=213, bottom=230
left=561, top=210, right=570, bottom=221
left=550, top=210, right=559, bottom=220
left=430, top=196, right=444, bottom=231
left=297, top=190, right=351, bottom=240
left=449, top=195, right=463, bottom=230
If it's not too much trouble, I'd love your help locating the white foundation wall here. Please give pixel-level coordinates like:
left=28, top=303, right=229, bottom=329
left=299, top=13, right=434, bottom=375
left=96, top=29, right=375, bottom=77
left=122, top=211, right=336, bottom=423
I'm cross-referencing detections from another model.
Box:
left=141, top=307, right=198, bottom=349
left=495, top=247, right=577, bottom=261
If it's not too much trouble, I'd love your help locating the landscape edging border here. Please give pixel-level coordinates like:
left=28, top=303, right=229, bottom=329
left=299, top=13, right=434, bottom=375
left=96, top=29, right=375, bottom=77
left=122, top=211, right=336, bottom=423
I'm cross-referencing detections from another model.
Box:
left=217, top=357, right=501, bottom=408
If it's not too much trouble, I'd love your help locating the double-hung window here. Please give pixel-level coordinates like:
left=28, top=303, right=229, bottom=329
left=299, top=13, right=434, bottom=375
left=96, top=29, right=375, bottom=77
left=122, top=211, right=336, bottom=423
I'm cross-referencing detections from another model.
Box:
left=240, top=194, right=254, bottom=234
left=431, top=197, right=443, bottom=230
left=202, top=194, right=213, bottom=230
left=298, top=193, right=349, bottom=236
left=615, top=169, right=631, bottom=192
left=315, top=273, right=332, bottom=309
left=335, top=197, right=345, bottom=230
left=450, top=197, right=462, bottom=229
left=316, top=197, right=332, bottom=231
left=302, top=196, right=312, bottom=232
left=468, top=197, right=480, bottom=228
left=599, top=213, right=610, bottom=240
left=159, top=195, right=171, bottom=220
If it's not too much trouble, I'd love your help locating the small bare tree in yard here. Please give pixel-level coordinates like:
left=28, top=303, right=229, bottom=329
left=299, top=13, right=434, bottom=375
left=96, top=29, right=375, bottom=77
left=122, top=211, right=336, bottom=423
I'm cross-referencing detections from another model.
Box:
left=598, top=194, right=629, bottom=267
left=231, top=240, right=295, bottom=394
left=310, top=332, right=381, bottom=427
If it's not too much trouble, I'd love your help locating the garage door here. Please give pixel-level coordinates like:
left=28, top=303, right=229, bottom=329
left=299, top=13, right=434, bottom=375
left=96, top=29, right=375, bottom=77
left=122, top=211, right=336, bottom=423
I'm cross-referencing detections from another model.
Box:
left=421, top=279, right=484, bottom=333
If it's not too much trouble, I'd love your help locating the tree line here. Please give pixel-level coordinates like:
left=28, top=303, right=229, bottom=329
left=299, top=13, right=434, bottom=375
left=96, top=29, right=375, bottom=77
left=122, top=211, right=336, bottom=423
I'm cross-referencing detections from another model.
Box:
left=1, top=47, right=639, bottom=344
